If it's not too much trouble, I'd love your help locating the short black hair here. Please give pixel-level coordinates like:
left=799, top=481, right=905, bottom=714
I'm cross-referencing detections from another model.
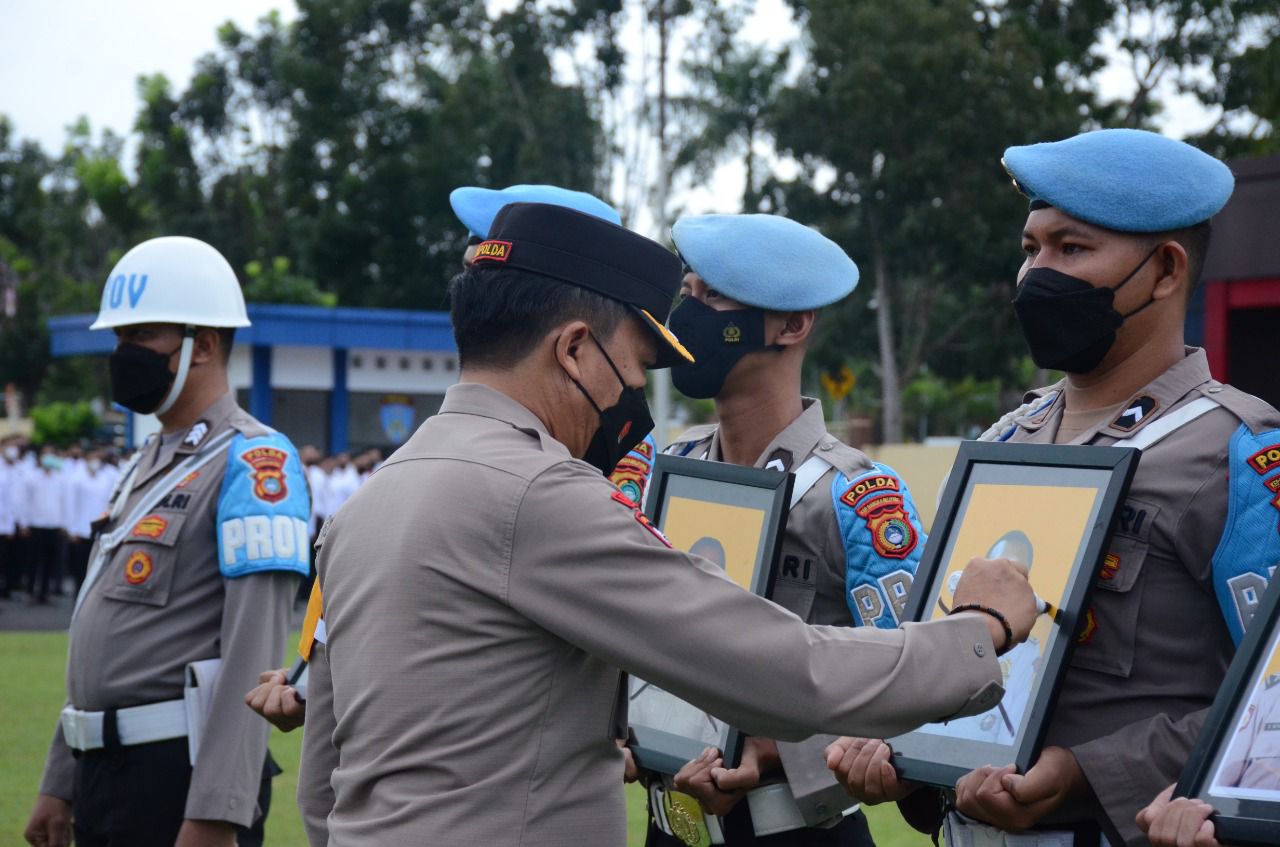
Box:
left=1150, top=221, right=1213, bottom=300
left=449, top=265, right=631, bottom=369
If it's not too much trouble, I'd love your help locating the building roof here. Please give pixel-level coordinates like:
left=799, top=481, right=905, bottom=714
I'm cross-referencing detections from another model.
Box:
left=49, top=303, right=457, bottom=356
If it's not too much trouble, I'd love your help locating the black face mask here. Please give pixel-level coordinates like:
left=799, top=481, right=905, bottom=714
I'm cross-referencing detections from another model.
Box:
left=570, top=334, right=655, bottom=475
left=1012, top=247, right=1159, bottom=374
left=109, top=343, right=178, bottom=414
left=668, top=296, right=782, bottom=399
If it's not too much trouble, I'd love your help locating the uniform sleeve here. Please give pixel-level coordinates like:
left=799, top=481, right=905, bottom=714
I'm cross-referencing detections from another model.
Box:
left=216, top=433, right=312, bottom=579
left=184, top=570, right=296, bottom=826
left=1210, top=425, right=1280, bottom=644
left=506, top=461, right=1005, bottom=743
left=1069, top=708, right=1208, bottom=846
left=299, top=641, right=339, bottom=847
left=831, top=465, right=926, bottom=629
left=37, top=716, right=76, bottom=801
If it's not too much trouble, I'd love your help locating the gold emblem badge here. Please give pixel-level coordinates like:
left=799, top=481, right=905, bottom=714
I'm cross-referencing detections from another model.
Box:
left=663, top=791, right=710, bottom=847
left=722, top=324, right=741, bottom=343
left=124, top=550, right=154, bottom=585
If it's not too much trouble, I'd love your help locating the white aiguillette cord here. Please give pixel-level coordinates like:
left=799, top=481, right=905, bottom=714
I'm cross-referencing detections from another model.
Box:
left=73, top=429, right=237, bottom=619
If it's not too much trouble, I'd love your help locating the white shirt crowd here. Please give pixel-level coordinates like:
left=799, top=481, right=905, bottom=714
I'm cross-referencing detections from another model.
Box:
left=0, top=443, right=121, bottom=542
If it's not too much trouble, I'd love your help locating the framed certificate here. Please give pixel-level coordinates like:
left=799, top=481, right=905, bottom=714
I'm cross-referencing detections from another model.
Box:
left=1176, top=579, right=1280, bottom=845
left=887, top=441, right=1139, bottom=787
left=627, top=453, right=794, bottom=776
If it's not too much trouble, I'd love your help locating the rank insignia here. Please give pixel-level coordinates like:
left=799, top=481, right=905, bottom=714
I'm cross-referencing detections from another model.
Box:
left=183, top=420, right=210, bottom=448
left=1100, top=553, right=1120, bottom=581
left=176, top=470, right=201, bottom=489
left=241, top=447, right=289, bottom=503
left=1112, top=395, right=1158, bottom=431
left=124, top=550, right=153, bottom=585
left=132, top=515, right=168, bottom=539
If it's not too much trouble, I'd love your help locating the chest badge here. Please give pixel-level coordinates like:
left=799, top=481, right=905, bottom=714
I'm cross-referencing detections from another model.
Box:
left=124, top=551, right=154, bottom=585
left=132, top=515, right=168, bottom=539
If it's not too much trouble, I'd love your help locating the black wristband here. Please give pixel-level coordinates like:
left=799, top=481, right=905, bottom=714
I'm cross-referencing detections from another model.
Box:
left=949, top=603, right=1014, bottom=655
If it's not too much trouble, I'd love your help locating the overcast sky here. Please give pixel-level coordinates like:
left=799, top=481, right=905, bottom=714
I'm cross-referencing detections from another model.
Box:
left=1, top=0, right=1216, bottom=215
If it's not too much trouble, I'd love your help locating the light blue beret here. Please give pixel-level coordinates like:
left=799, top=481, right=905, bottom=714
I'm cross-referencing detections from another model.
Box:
left=449, top=184, right=621, bottom=238
left=1002, top=129, right=1234, bottom=232
left=670, top=214, right=859, bottom=310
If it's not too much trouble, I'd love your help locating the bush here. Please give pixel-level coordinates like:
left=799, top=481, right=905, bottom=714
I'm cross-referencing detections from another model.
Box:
left=30, top=400, right=99, bottom=447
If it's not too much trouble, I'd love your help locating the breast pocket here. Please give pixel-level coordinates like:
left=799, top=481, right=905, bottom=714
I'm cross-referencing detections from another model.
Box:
left=1248, top=725, right=1280, bottom=763
left=101, top=513, right=187, bottom=608
left=1069, top=532, right=1149, bottom=677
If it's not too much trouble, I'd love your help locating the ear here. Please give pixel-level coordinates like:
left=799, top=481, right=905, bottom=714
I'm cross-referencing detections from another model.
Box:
left=1151, top=241, right=1189, bottom=303
left=190, top=328, right=220, bottom=365
left=773, top=310, right=816, bottom=348
left=553, top=320, right=594, bottom=383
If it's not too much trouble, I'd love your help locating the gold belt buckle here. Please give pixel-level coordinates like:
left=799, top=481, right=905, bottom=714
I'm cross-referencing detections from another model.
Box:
left=662, top=789, right=711, bottom=847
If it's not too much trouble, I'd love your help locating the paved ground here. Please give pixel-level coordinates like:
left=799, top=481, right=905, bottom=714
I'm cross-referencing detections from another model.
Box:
left=0, top=590, right=74, bottom=631
left=0, top=589, right=309, bottom=632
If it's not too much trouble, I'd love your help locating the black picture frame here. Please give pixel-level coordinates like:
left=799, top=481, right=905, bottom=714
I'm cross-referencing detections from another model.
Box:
left=627, top=453, right=794, bottom=776
left=887, top=441, right=1139, bottom=788
left=1175, top=579, right=1280, bottom=845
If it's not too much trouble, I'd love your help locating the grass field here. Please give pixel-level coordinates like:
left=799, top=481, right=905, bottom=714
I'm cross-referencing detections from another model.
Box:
left=0, top=631, right=930, bottom=846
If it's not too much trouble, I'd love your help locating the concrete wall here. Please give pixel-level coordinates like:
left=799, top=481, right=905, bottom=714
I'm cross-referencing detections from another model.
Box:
left=864, top=444, right=960, bottom=531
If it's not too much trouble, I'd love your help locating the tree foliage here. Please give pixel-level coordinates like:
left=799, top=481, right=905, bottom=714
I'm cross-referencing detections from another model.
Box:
left=0, top=0, right=1276, bottom=435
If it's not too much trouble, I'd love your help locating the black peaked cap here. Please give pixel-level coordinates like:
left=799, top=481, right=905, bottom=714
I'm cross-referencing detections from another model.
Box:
left=474, top=202, right=693, bottom=368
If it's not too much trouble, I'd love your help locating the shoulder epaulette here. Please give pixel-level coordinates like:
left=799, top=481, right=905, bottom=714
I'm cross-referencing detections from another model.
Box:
left=1200, top=384, right=1280, bottom=436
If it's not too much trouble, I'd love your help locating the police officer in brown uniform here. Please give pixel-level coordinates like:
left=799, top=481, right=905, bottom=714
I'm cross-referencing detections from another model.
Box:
left=296, top=202, right=1040, bottom=846
left=828, top=130, right=1280, bottom=846
left=639, top=214, right=929, bottom=846
left=25, top=237, right=310, bottom=847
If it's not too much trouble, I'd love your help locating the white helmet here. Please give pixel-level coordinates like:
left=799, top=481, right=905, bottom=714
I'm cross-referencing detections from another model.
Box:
left=90, top=236, right=250, bottom=331
left=93, top=236, right=250, bottom=416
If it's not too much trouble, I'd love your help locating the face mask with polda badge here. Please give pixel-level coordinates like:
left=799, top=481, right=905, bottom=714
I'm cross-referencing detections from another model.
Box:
left=667, top=296, right=783, bottom=399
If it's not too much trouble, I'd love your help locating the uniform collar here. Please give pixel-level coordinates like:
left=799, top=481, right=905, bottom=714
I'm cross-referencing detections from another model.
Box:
left=438, top=382, right=571, bottom=458
left=1093, top=347, right=1213, bottom=440
left=1013, top=347, right=1213, bottom=443
left=175, top=392, right=240, bottom=455
left=1012, top=383, right=1066, bottom=433
left=706, top=396, right=828, bottom=472
left=134, top=392, right=241, bottom=488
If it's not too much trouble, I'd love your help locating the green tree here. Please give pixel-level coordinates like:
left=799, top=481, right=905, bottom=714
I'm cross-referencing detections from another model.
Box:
left=30, top=400, right=99, bottom=446
left=774, top=0, right=1092, bottom=441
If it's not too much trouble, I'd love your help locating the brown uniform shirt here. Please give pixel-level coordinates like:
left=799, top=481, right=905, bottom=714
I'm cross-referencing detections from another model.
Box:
left=299, top=383, right=1004, bottom=847
left=667, top=398, right=920, bottom=628
left=1217, top=676, right=1280, bottom=791
left=665, top=399, right=925, bottom=827
left=39, top=393, right=301, bottom=827
left=1000, top=349, right=1280, bottom=844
